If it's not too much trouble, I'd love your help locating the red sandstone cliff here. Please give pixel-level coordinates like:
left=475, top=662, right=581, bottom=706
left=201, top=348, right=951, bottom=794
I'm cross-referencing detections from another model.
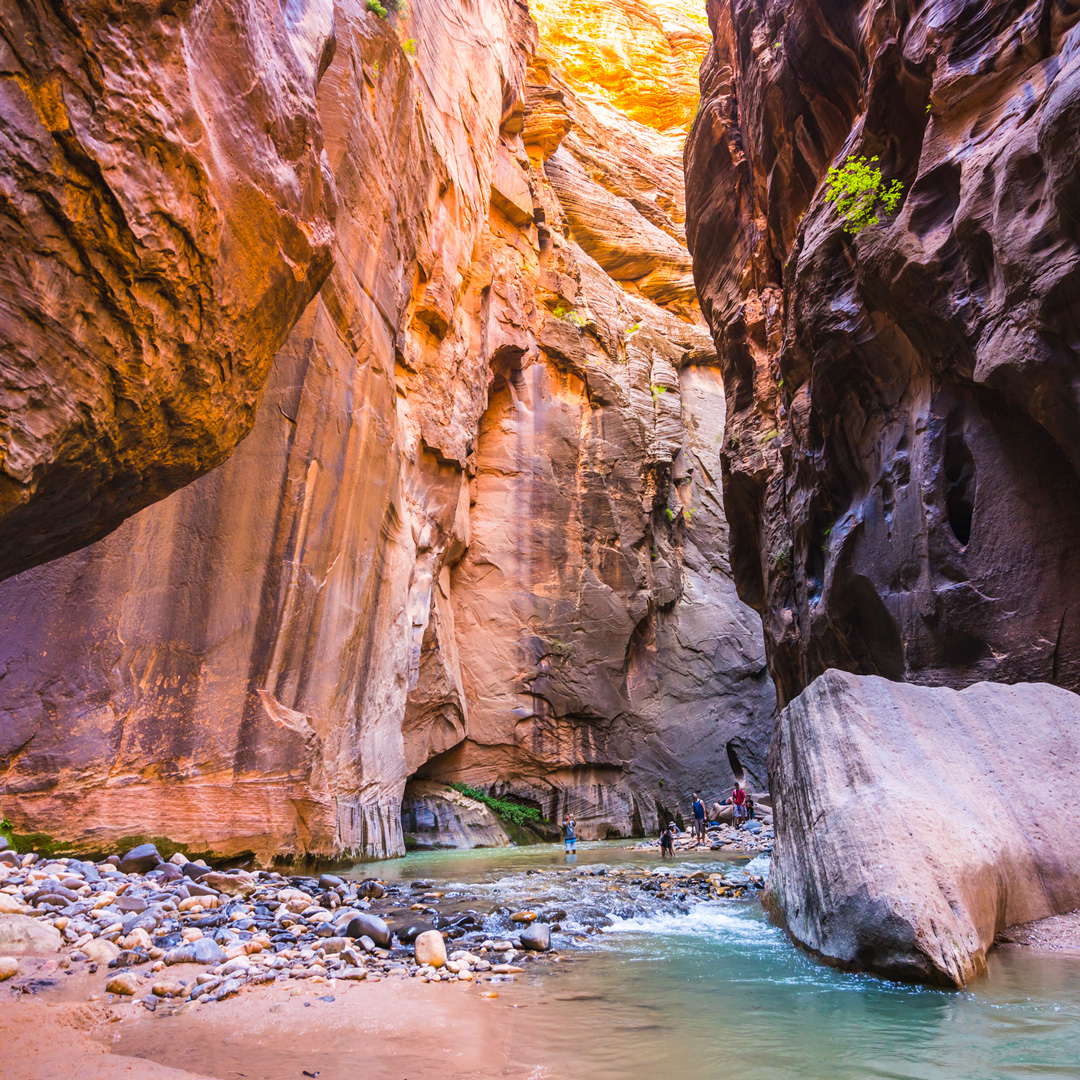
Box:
left=0, top=0, right=336, bottom=578
left=0, top=0, right=772, bottom=861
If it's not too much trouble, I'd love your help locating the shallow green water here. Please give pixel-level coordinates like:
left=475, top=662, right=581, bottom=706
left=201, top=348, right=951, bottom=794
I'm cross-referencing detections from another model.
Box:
left=357, top=843, right=1080, bottom=1080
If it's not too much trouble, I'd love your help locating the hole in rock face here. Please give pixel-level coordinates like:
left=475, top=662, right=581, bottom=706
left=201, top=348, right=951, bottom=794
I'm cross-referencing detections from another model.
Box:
left=908, top=162, right=961, bottom=237
left=726, top=741, right=745, bottom=786
left=944, top=413, right=976, bottom=546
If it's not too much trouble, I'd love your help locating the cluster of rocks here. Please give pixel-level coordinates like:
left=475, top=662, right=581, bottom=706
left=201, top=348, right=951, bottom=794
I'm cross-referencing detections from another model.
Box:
left=0, top=841, right=561, bottom=1010
left=631, top=821, right=773, bottom=856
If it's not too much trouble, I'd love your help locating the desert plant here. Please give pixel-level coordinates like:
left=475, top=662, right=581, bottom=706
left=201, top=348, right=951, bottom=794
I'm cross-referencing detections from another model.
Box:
left=650, top=384, right=668, bottom=401
left=402, top=37, right=417, bottom=55
left=553, top=305, right=586, bottom=328
left=447, top=783, right=544, bottom=828
left=824, top=155, right=904, bottom=234
left=772, top=543, right=792, bottom=573
left=366, top=0, right=388, bottom=17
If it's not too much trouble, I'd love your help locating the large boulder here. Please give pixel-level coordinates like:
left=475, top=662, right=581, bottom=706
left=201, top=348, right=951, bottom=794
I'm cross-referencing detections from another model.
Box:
left=766, top=670, right=1080, bottom=987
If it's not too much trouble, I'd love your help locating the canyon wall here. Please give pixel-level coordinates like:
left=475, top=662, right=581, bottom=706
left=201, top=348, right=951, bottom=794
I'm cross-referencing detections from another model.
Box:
left=0, top=0, right=772, bottom=861
left=686, top=0, right=1080, bottom=707
left=0, top=0, right=336, bottom=578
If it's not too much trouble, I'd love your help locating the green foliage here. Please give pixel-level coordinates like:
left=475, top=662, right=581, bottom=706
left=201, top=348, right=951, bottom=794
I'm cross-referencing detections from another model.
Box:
left=372, top=60, right=380, bottom=75
left=650, top=384, right=668, bottom=401
left=824, top=155, right=904, bottom=235
left=448, top=783, right=544, bottom=829
left=684, top=507, right=696, bottom=521
left=626, top=323, right=641, bottom=336
left=650, top=545, right=658, bottom=561
left=402, top=37, right=417, bottom=55
left=664, top=507, right=675, bottom=522
left=366, top=0, right=389, bottom=17
left=772, top=543, right=792, bottom=573
left=553, top=305, right=586, bottom=328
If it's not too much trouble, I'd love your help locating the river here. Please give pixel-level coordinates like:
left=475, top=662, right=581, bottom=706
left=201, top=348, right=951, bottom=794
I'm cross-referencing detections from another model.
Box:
left=356, top=841, right=1080, bottom=1080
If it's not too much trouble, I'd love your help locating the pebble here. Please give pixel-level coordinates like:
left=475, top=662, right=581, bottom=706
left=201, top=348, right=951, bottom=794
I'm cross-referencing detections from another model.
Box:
left=0, top=956, right=17, bottom=980
left=414, top=930, right=447, bottom=968
left=0, top=833, right=763, bottom=1011
left=106, top=972, right=139, bottom=996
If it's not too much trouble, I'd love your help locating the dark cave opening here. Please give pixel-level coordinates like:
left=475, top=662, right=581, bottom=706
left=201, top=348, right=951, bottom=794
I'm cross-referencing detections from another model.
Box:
left=944, top=414, right=976, bottom=546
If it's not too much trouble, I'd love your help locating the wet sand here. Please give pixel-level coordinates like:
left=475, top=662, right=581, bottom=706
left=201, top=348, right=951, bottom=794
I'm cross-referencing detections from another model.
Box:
left=5, top=966, right=552, bottom=1080
left=996, top=908, right=1080, bottom=955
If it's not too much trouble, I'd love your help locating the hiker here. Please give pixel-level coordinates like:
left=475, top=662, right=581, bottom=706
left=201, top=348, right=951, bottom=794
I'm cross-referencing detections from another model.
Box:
left=563, top=814, right=577, bottom=856
left=691, top=792, right=707, bottom=844
left=745, top=791, right=755, bottom=821
left=660, top=820, right=676, bottom=858
left=732, top=783, right=747, bottom=825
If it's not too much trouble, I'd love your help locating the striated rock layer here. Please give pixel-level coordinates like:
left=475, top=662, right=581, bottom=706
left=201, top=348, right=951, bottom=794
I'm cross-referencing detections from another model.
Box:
left=766, top=670, right=1080, bottom=987
left=686, top=0, right=1080, bottom=707
left=0, top=0, right=772, bottom=860
left=0, top=0, right=336, bottom=578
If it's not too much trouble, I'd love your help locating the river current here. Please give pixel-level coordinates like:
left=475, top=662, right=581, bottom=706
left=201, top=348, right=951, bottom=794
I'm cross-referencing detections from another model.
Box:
left=359, top=841, right=1080, bottom=1080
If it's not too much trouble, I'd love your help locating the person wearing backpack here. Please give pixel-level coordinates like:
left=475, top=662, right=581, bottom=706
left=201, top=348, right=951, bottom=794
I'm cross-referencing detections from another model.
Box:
left=660, top=821, right=676, bottom=858
left=691, top=793, right=707, bottom=845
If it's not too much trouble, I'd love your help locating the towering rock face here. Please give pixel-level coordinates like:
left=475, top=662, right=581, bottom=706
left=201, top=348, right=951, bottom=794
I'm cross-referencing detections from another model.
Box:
left=0, top=0, right=336, bottom=578
left=0, top=0, right=772, bottom=861
left=686, top=0, right=1080, bottom=707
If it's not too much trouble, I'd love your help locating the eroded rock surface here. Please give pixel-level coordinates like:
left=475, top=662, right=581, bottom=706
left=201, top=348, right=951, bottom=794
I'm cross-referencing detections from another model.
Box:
left=0, top=0, right=336, bottom=578
left=0, top=0, right=773, bottom=860
left=686, top=0, right=1080, bottom=706
left=766, top=670, right=1080, bottom=986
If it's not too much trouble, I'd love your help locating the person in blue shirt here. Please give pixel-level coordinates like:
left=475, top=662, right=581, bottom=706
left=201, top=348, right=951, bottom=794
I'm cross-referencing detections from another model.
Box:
left=563, top=814, right=577, bottom=856
left=691, top=793, right=707, bottom=845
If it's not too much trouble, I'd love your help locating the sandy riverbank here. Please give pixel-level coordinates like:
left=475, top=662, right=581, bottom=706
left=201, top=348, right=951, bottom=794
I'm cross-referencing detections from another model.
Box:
left=3, top=963, right=548, bottom=1080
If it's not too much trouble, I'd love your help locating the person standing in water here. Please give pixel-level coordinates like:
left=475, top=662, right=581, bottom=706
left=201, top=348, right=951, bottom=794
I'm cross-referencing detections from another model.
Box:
left=660, top=821, right=676, bottom=859
left=691, top=793, right=707, bottom=845
left=563, top=814, right=577, bottom=857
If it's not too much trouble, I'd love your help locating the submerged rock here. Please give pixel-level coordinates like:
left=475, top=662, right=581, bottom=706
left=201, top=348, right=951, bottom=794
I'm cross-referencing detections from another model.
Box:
left=766, top=671, right=1080, bottom=987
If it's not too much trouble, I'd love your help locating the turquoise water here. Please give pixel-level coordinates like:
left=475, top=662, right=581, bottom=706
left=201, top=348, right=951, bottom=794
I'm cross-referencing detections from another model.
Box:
left=358, top=843, right=1080, bottom=1080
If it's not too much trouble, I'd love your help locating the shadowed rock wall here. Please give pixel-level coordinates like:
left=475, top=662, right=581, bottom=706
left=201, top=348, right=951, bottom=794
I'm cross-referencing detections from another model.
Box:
left=0, top=0, right=773, bottom=860
left=685, top=0, right=1080, bottom=706
left=0, top=0, right=336, bottom=578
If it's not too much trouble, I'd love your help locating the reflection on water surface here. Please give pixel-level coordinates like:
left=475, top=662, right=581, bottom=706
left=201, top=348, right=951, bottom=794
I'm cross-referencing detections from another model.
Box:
left=360, top=843, right=1080, bottom=1080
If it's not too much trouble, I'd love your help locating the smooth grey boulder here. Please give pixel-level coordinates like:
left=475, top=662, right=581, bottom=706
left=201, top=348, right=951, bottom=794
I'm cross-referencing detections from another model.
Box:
left=766, top=670, right=1080, bottom=987
left=118, top=844, right=162, bottom=874
left=519, top=923, right=552, bottom=951
left=344, top=913, right=390, bottom=949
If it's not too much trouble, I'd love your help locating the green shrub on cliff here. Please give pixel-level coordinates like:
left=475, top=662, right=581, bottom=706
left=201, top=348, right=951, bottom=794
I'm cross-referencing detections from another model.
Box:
left=825, top=155, right=904, bottom=234
left=366, top=0, right=388, bottom=17
left=447, top=782, right=544, bottom=828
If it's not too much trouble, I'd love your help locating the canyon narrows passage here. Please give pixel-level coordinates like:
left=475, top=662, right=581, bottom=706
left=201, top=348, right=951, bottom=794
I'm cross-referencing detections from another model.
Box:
left=1, top=0, right=1080, bottom=1072
left=0, top=0, right=772, bottom=862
